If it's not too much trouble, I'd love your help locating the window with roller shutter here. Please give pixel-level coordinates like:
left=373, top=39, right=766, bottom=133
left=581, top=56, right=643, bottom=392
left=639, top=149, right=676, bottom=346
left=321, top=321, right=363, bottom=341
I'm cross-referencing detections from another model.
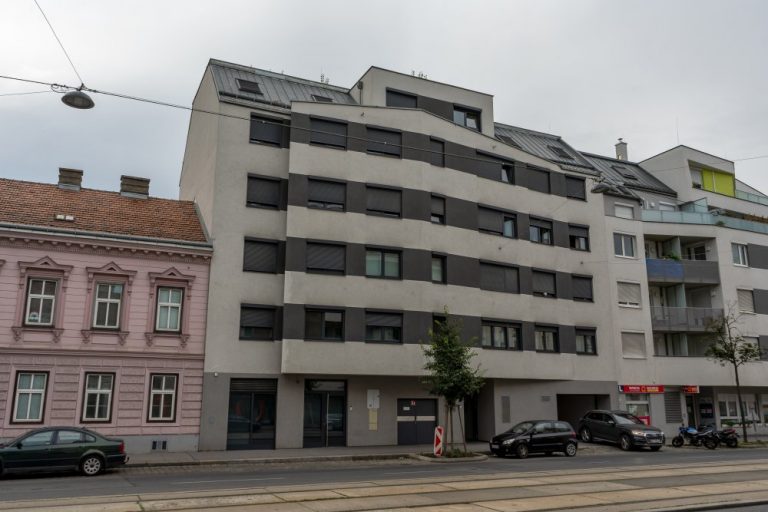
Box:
left=306, top=243, right=346, bottom=274
left=572, top=276, right=593, bottom=302
left=618, top=282, right=641, bottom=307
left=308, top=179, right=345, bottom=211
left=621, top=332, right=646, bottom=358
left=249, top=114, right=288, bottom=147
left=367, top=127, right=402, bottom=157
left=429, top=138, right=445, bottom=167
left=738, top=289, right=755, bottom=313
left=309, top=118, right=347, bottom=149
left=430, top=195, right=445, bottom=224
left=532, top=270, right=556, bottom=297
left=246, top=176, right=280, bottom=209
left=480, top=263, right=519, bottom=293
left=243, top=240, right=278, bottom=273
left=565, top=176, right=586, bottom=200
left=365, top=312, right=402, bottom=342
left=478, top=207, right=516, bottom=238
left=240, top=306, right=275, bottom=341
left=366, top=186, right=401, bottom=217
left=569, top=224, right=590, bottom=251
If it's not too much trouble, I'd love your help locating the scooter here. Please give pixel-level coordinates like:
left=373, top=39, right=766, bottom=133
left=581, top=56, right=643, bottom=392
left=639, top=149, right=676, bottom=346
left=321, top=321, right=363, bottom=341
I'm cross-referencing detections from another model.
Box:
left=671, top=425, right=719, bottom=449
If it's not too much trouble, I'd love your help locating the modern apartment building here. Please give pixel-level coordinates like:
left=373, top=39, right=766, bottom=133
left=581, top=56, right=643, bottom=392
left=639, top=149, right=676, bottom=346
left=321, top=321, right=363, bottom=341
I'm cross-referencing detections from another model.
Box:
left=180, top=59, right=768, bottom=450
left=0, top=171, right=212, bottom=453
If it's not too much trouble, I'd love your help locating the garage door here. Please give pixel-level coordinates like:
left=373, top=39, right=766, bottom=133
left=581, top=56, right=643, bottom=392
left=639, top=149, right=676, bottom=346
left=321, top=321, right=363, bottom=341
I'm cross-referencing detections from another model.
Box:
left=397, top=399, right=437, bottom=445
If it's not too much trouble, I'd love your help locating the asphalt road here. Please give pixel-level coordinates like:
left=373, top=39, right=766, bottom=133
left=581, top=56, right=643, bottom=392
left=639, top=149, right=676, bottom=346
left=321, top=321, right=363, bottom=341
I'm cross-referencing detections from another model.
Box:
left=1, top=447, right=767, bottom=503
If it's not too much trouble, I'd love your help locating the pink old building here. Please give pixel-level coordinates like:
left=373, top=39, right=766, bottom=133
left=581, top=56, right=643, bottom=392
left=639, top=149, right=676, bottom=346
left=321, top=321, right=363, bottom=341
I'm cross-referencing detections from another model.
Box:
left=0, top=170, right=211, bottom=453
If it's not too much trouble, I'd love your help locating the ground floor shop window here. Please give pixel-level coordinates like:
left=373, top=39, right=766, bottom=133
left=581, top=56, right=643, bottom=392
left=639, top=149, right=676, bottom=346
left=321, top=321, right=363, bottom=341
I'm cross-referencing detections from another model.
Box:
left=624, top=393, right=650, bottom=424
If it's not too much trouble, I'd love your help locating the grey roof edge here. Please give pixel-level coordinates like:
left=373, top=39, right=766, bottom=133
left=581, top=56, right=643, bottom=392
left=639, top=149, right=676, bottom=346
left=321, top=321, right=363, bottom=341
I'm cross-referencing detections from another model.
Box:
left=352, top=65, right=494, bottom=97
left=208, top=58, right=351, bottom=93
left=638, top=144, right=735, bottom=165
left=494, top=121, right=564, bottom=140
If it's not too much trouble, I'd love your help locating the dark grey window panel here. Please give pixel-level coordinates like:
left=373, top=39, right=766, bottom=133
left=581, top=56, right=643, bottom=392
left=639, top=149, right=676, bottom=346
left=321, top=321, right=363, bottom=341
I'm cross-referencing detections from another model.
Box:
left=309, top=118, right=347, bottom=148
left=417, top=95, right=454, bottom=120
left=569, top=225, right=589, bottom=238
left=365, top=312, right=403, bottom=327
left=501, top=396, right=511, bottom=423
left=572, top=276, right=593, bottom=301
left=475, top=151, right=512, bottom=181
left=478, top=207, right=503, bottom=234
left=760, top=336, right=768, bottom=361
left=431, top=195, right=445, bottom=223
left=308, top=179, right=346, bottom=209
left=480, top=263, right=519, bottom=293
left=240, top=306, right=275, bottom=341
left=386, top=90, right=418, bottom=108
left=529, top=217, right=553, bottom=229
left=532, top=270, right=556, bottom=297
left=560, top=325, right=578, bottom=354
left=565, top=176, right=586, bottom=200
left=250, top=115, right=288, bottom=147
left=753, top=289, right=768, bottom=315
left=247, top=176, right=281, bottom=208
left=748, top=244, right=768, bottom=270
left=446, top=197, right=479, bottom=230
left=366, top=186, right=402, bottom=216
left=243, top=240, right=278, bottom=273
left=430, top=139, right=445, bottom=166
left=306, top=243, right=346, bottom=273
left=524, top=167, right=551, bottom=194
left=367, top=127, right=402, bottom=157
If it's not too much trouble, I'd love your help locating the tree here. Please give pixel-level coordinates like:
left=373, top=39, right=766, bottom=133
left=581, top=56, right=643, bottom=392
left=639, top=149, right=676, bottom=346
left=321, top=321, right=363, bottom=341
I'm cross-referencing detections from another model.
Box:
left=421, top=310, right=484, bottom=454
left=705, top=306, right=762, bottom=442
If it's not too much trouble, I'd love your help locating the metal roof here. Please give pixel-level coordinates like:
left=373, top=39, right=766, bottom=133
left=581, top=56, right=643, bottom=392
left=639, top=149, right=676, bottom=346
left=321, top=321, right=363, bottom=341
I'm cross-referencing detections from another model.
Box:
left=209, top=59, right=357, bottom=109
left=580, top=152, right=676, bottom=196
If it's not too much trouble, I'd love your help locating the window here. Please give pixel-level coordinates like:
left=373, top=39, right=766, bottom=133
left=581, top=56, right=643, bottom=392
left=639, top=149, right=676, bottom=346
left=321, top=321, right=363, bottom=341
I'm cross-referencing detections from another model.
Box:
left=243, top=239, right=278, bottom=273
left=20, top=431, right=53, bottom=446
left=614, top=233, right=636, bottom=257
left=367, top=127, right=402, bottom=157
left=569, top=225, right=589, bottom=251
left=478, top=207, right=516, bottom=238
left=738, top=289, right=755, bottom=313
left=452, top=106, right=480, bottom=130
left=572, top=276, right=593, bottom=302
left=535, top=327, right=559, bottom=352
left=532, top=270, right=557, bottom=298
left=687, top=245, right=707, bottom=261
left=305, top=310, right=344, bottom=340
left=430, top=195, right=445, bottom=224
left=82, top=373, right=114, bottom=422
left=565, top=176, right=586, bottom=200
left=240, top=306, right=275, bottom=340
left=366, top=186, right=401, bottom=217
left=309, top=118, right=347, bottom=149
left=548, top=145, right=574, bottom=160
left=529, top=218, right=553, bottom=245
left=306, top=243, right=346, bottom=274
left=238, top=79, right=263, bottom=95
left=526, top=167, right=551, bottom=194
left=658, top=202, right=676, bottom=212
left=691, top=169, right=703, bottom=188
left=24, top=278, right=57, bottom=326
left=429, top=138, right=445, bottom=166
left=732, top=243, right=749, bottom=267
left=308, top=179, right=345, bottom=211
left=249, top=114, right=288, bottom=147
left=92, top=283, right=123, bottom=329
left=57, top=430, right=85, bottom=444
left=501, top=165, right=514, bottom=184
left=576, top=330, right=597, bottom=355
left=481, top=322, right=520, bottom=350
left=618, top=282, right=642, bottom=308
left=621, top=332, right=647, bottom=359
left=614, top=204, right=634, bottom=219
left=148, top=374, right=177, bottom=422
left=246, top=176, right=281, bottom=209
left=311, top=94, right=333, bottom=102
left=365, top=312, right=402, bottom=342
left=431, top=255, right=446, bottom=284
left=479, top=263, right=519, bottom=293
left=13, top=372, right=47, bottom=422
left=366, top=249, right=401, bottom=278
left=386, top=90, right=417, bottom=108
left=156, top=287, right=183, bottom=332
left=654, top=333, right=686, bottom=356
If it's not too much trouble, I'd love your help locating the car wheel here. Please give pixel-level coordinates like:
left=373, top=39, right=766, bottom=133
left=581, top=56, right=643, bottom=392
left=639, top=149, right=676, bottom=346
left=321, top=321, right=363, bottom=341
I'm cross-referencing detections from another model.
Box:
left=565, top=442, right=578, bottom=457
left=650, top=446, right=662, bottom=452
left=671, top=436, right=684, bottom=447
left=516, top=443, right=529, bottom=459
left=579, top=427, right=592, bottom=443
left=80, top=455, right=104, bottom=476
left=619, top=434, right=633, bottom=451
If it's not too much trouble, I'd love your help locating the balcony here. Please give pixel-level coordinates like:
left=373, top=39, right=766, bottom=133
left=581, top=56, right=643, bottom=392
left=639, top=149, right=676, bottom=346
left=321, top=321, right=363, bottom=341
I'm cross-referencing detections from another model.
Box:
left=641, top=209, right=768, bottom=235
left=645, top=258, right=720, bottom=284
left=736, top=190, right=768, bottom=207
left=650, top=306, right=723, bottom=332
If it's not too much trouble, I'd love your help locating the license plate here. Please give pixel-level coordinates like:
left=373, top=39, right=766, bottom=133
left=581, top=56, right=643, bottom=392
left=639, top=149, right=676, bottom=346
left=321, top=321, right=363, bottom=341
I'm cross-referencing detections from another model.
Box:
left=649, top=439, right=662, bottom=444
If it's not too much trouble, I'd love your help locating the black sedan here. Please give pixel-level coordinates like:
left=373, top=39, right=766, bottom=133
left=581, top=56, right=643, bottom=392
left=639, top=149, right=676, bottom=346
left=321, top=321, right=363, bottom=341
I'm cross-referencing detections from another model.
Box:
left=0, top=427, right=127, bottom=476
left=490, top=420, right=578, bottom=458
left=577, top=410, right=665, bottom=451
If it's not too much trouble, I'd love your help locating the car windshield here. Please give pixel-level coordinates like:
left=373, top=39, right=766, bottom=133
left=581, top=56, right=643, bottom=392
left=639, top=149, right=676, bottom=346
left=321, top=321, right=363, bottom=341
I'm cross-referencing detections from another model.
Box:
left=506, top=421, right=535, bottom=434
left=613, top=413, right=644, bottom=425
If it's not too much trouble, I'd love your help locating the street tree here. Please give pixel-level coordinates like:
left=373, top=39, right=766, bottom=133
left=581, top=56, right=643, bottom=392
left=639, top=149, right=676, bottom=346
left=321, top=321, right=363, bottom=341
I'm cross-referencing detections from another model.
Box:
left=422, top=310, right=484, bottom=455
left=706, top=306, right=762, bottom=442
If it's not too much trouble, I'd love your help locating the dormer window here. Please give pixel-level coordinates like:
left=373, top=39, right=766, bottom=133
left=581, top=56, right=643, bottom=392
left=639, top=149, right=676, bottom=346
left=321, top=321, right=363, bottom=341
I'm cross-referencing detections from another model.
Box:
left=548, top=145, right=574, bottom=160
left=237, top=79, right=263, bottom=95
left=452, top=106, right=480, bottom=131
left=612, top=165, right=638, bottom=181
left=311, top=94, right=333, bottom=103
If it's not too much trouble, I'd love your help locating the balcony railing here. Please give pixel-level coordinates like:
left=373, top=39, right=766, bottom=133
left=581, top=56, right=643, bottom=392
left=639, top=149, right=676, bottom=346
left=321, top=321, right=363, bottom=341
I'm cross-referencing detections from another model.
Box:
left=641, top=209, right=768, bottom=235
left=645, top=258, right=720, bottom=284
left=736, top=190, right=768, bottom=206
left=650, top=306, right=723, bottom=332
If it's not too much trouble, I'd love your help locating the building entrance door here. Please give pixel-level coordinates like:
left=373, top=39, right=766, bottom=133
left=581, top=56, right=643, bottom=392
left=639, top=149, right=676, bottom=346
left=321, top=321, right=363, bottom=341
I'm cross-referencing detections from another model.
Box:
left=303, top=380, right=346, bottom=448
left=397, top=399, right=437, bottom=445
left=226, top=379, right=277, bottom=450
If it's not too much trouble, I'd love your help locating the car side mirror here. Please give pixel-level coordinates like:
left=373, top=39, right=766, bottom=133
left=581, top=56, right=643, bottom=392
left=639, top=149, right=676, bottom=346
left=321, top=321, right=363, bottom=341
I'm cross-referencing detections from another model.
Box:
left=607, top=420, right=616, bottom=427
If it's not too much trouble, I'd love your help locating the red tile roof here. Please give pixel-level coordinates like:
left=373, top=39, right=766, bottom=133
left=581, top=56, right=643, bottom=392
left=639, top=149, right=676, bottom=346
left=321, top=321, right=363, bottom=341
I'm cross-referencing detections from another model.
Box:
left=0, top=178, right=208, bottom=244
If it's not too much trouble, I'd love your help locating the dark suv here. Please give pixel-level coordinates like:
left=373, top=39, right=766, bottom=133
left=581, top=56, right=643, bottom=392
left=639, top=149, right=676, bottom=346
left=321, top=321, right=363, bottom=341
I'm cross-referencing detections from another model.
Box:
left=490, top=420, right=578, bottom=458
left=577, top=410, right=665, bottom=451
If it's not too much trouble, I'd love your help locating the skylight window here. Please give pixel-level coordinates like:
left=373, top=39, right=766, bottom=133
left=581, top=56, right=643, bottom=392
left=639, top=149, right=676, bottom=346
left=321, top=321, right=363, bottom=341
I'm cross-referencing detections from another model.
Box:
left=612, top=165, right=638, bottom=180
left=311, top=94, right=333, bottom=103
left=497, top=134, right=522, bottom=150
left=237, top=79, right=263, bottom=95
left=548, top=145, right=574, bottom=160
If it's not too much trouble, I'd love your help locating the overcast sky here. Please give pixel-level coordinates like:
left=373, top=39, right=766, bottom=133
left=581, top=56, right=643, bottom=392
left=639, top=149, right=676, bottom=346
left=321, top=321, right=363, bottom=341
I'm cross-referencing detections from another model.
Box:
left=1, top=0, right=766, bottom=198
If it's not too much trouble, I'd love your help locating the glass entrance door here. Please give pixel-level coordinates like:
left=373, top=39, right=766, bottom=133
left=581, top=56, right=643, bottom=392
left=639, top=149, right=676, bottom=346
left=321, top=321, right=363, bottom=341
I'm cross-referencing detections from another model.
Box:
left=226, top=391, right=276, bottom=449
left=303, top=380, right=346, bottom=447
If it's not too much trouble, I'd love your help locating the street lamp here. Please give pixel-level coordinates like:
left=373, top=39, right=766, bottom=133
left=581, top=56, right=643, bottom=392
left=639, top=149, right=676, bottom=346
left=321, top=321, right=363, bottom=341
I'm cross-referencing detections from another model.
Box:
left=61, top=85, right=94, bottom=109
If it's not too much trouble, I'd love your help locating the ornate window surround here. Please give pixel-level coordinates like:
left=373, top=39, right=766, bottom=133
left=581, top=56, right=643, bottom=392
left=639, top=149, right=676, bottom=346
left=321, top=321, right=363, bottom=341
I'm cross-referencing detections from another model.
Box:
left=145, top=267, right=195, bottom=347
left=12, top=256, right=73, bottom=343
left=80, top=262, right=137, bottom=344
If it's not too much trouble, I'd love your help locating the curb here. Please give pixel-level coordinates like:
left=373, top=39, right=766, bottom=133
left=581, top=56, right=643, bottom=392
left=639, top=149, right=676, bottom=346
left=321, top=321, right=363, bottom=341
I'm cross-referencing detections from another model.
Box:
left=124, top=453, right=412, bottom=469
left=409, top=453, right=488, bottom=463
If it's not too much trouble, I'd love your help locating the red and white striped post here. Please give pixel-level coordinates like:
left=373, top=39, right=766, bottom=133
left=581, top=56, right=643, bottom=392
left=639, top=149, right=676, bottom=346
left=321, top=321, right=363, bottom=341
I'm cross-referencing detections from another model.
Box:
left=433, top=425, right=444, bottom=457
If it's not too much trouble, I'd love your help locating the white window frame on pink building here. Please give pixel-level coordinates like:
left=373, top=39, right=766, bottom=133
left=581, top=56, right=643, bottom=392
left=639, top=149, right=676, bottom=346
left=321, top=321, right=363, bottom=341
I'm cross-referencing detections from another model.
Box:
left=12, top=256, right=73, bottom=343
left=81, top=262, right=137, bottom=344
left=144, top=267, right=195, bottom=347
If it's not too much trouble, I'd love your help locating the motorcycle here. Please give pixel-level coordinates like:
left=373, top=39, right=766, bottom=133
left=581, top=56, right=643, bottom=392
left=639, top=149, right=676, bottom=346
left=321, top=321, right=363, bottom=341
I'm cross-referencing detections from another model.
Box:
left=706, top=425, right=739, bottom=448
left=671, top=425, right=719, bottom=449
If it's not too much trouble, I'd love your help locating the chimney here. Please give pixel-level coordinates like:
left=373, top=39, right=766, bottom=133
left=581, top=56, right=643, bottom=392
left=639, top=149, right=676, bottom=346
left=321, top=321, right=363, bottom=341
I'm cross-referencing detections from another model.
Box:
left=120, top=175, right=150, bottom=198
left=58, top=168, right=83, bottom=190
left=615, top=138, right=628, bottom=161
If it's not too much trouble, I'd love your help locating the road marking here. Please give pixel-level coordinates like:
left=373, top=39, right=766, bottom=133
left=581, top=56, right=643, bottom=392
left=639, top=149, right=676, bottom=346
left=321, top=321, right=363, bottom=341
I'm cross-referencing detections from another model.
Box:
left=383, top=469, right=442, bottom=475
left=171, top=476, right=285, bottom=485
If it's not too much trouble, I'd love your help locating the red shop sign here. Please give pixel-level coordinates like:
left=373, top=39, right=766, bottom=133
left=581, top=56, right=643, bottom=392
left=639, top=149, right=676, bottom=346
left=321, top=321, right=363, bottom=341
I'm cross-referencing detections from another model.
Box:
left=682, top=385, right=700, bottom=394
left=618, top=385, right=665, bottom=394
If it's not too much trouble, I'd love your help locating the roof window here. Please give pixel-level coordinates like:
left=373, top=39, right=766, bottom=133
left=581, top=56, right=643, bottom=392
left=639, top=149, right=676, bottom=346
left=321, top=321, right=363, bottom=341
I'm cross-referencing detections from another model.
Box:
left=237, top=79, right=263, bottom=95
left=547, top=145, right=574, bottom=160
left=612, top=165, right=638, bottom=180
left=311, top=94, right=333, bottom=103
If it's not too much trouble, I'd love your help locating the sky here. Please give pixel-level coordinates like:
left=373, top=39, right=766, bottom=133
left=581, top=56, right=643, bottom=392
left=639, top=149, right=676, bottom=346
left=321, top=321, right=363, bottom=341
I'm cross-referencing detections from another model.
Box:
left=1, top=0, right=767, bottom=199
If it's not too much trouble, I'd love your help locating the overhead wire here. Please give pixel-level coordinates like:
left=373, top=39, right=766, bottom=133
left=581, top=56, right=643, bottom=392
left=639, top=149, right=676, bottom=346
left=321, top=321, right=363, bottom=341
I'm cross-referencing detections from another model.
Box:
left=0, top=90, right=53, bottom=97
left=32, top=0, right=85, bottom=85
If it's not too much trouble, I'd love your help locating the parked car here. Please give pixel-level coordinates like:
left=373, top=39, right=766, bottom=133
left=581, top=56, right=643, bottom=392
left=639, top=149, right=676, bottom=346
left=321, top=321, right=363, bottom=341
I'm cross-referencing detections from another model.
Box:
left=0, top=427, right=127, bottom=477
left=490, top=420, right=578, bottom=458
left=577, top=410, right=665, bottom=451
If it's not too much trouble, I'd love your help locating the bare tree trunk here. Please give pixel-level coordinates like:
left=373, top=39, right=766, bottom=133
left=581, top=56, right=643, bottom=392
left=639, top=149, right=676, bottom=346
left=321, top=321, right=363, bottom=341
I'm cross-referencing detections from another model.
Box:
left=734, top=364, right=749, bottom=442
left=458, top=403, right=468, bottom=454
